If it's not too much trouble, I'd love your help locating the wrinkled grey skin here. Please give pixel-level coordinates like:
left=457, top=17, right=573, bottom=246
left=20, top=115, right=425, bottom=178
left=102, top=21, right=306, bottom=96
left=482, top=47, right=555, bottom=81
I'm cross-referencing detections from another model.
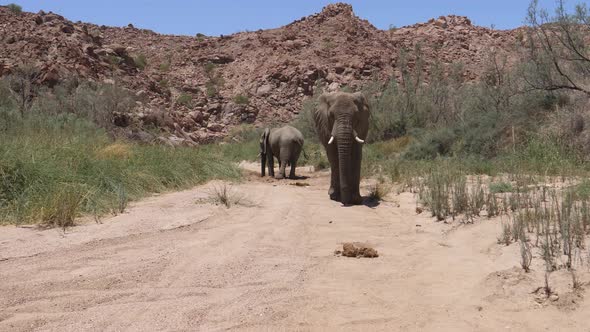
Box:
left=312, top=92, right=370, bottom=205
left=260, top=125, right=304, bottom=179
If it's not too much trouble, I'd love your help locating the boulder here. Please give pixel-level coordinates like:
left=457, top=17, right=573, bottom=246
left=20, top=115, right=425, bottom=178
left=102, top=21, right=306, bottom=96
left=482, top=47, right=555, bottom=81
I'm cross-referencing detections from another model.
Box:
left=207, top=123, right=224, bottom=132
left=256, top=84, right=273, bottom=96
left=189, top=110, right=204, bottom=123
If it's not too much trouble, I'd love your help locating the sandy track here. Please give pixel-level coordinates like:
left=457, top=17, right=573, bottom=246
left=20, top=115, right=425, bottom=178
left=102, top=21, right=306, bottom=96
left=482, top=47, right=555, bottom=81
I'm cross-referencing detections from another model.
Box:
left=1, top=163, right=589, bottom=331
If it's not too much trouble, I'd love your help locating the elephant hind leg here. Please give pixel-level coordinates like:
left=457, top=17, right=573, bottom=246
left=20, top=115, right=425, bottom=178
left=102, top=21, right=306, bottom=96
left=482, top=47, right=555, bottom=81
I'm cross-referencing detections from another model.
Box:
left=275, top=156, right=287, bottom=179
left=288, top=159, right=297, bottom=179
left=289, top=147, right=302, bottom=179
left=267, top=154, right=275, bottom=177
left=276, top=161, right=287, bottom=179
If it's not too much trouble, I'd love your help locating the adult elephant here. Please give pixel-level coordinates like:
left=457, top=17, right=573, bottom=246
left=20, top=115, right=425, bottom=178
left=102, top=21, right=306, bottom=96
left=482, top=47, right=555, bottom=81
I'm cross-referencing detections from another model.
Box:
left=312, top=92, right=370, bottom=205
left=260, top=125, right=304, bottom=179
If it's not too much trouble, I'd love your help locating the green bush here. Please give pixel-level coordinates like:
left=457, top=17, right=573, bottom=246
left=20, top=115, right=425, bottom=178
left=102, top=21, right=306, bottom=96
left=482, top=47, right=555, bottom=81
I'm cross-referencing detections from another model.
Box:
left=291, top=81, right=324, bottom=142
left=6, top=3, right=22, bottom=14
left=134, top=54, right=148, bottom=70
left=489, top=182, right=514, bottom=194
left=159, top=62, right=171, bottom=72
left=204, top=62, right=216, bottom=76
left=403, top=128, right=458, bottom=160
left=233, top=94, right=249, bottom=105
left=196, top=33, right=206, bottom=42
left=33, top=80, right=136, bottom=129
left=176, top=93, right=192, bottom=106
left=203, top=62, right=224, bottom=97
left=205, top=81, right=217, bottom=98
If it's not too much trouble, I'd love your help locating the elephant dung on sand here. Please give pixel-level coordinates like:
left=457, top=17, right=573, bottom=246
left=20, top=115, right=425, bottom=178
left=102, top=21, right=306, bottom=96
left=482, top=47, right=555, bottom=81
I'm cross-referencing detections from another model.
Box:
left=260, top=125, right=304, bottom=179
left=312, top=92, right=370, bottom=205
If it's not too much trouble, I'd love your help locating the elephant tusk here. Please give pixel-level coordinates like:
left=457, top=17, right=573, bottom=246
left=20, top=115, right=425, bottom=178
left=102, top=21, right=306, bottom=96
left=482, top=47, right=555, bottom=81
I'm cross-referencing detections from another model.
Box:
left=355, top=136, right=365, bottom=144
left=328, top=136, right=335, bottom=144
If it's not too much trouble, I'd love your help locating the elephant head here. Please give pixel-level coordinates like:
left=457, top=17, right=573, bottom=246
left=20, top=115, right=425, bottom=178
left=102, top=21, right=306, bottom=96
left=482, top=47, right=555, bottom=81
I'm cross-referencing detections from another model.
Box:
left=260, top=128, right=271, bottom=176
left=313, top=92, right=370, bottom=205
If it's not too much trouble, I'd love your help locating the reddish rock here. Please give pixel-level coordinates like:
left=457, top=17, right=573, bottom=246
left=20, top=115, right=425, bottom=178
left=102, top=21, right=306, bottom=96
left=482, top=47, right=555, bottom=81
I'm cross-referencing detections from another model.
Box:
left=0, top=3, right=525, bottom=143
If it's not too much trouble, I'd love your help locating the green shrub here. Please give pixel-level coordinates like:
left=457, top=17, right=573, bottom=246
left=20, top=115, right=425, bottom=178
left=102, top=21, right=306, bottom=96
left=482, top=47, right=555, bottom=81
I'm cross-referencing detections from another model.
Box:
left=233, top=94, right=249, bottom=105
left=204, top=62, right=216, bottom=76
left=107, top=55, right=122, bottom=66
left=205, top=81, right=217, bottom=98
left=159, top=62, right=171, bottom=72
left=291, top=81, right=324, bottom=142
left=176, top=93, right=192, bottom=106
left=489, top=182, right=514, bottom=194
left=33, top=80, right=136, bottom=129
left=134, top=54, right=148, bottom=70
left=403, top=128, right=458, bottom=160
left=6, top=3, right=22, bottom=14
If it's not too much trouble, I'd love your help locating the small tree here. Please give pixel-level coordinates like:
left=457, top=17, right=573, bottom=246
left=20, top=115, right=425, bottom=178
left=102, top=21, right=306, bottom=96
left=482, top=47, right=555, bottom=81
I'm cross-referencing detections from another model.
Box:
left=7, top=65, right=39, bottom=117
left=6, top=3, right=22, bottom=14
left=524, top=0, right=590, bottom=96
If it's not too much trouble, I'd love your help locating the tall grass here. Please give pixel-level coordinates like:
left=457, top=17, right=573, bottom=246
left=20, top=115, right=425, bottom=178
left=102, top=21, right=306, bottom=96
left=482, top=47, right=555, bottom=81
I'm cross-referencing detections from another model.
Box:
left=0, top=111, right=240, bottom=225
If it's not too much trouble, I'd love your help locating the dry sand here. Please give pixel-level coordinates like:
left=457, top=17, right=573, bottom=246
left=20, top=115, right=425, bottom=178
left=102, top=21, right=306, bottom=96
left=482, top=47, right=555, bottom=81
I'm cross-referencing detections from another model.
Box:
left=0, top=162, right=588, bottom=331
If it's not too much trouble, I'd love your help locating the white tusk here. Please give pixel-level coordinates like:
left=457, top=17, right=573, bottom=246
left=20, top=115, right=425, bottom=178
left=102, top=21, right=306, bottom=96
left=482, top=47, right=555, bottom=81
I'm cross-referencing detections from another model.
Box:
left=328, top=136, right=335, bottom=144
left=355, top=136, right=365, bottom=144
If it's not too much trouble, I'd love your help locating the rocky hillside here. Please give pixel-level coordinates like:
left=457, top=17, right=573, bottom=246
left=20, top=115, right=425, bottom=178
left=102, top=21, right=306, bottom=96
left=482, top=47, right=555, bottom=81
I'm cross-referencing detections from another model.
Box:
left=0, top=3, right=524, bottom=143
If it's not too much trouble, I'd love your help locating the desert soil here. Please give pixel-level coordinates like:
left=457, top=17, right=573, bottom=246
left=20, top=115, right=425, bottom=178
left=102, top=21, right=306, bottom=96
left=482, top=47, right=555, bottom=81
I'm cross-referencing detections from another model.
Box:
left=1, top=162, right=589, bottom=332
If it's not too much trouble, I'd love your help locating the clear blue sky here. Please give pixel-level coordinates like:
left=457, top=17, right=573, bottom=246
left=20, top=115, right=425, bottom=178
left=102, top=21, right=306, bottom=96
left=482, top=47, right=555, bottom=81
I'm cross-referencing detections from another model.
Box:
left=3, top=1, right=586, bottom=36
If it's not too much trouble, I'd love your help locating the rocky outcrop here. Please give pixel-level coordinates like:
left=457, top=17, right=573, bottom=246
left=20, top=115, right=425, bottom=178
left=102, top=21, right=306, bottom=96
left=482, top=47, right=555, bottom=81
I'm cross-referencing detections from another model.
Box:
left=0, top=3, right=526, bottom=144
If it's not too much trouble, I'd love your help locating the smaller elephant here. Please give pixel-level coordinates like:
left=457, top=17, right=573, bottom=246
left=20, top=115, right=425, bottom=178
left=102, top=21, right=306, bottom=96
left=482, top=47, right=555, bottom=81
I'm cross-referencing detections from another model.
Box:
left=260, top=125, right=304, bottom=179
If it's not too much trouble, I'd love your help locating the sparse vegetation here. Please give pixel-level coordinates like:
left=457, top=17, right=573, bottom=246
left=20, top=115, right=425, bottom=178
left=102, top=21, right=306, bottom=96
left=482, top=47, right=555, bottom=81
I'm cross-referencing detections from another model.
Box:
left=107, top=55, right=123, bottom=67
left=322, top=37, right=335, bottom=50
left=367, top=180, right=391, bottom=202
left=233, top=94, right=249, bottom=105
left=489, top=182, right=514, bottom=194
left=6, top=3, right=22, bottom=14
left=134, top=54, right=148, bottom=70
left=176, top=93, right=193, bottom=107
left=204, top=62, right=225, bottom=97
left=159, top=62, right=170, bottom=72
left=203, top=184, right=251, bottom=208
left=195, top=33, right=206, bottom=42
left=519, top=238, right=533, bottom=272
left=6, top=64, right=39, bottom=117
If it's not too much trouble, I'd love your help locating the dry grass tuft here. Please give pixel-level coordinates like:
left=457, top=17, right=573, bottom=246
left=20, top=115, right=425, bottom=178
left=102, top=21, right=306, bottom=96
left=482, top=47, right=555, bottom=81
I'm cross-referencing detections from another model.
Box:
left=200, top=184, right=253, bottom=208
left=41, top=185, right=87, bottom=229
left=96, top=143, right=132, bottom=160
left=367, top=181, right=391, bottom=202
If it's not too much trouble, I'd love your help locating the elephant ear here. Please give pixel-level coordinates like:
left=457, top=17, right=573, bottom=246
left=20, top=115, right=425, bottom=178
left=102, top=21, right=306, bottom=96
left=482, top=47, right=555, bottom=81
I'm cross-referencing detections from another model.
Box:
left=260, top=128, right=270, bottom=154
left=313, top=93, right=335, bottom=145
left=352, top=92, right=370, bottom=139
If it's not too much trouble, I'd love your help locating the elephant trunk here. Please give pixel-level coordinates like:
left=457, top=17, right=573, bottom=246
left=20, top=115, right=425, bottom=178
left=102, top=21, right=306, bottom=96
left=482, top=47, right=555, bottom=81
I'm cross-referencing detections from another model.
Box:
left=336, top=121, right=353, bottom=205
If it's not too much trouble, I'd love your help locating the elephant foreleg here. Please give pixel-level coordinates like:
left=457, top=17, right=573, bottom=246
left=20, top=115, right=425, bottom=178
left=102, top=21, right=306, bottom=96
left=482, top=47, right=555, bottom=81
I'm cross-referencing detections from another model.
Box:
left=351, top=143, right=363, bottom=204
